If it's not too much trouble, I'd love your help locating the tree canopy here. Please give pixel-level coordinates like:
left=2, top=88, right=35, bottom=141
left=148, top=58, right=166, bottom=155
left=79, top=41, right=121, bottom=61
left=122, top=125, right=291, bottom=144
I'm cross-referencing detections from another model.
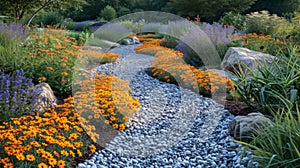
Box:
left=168, top=0, right=256, bottom=18
left=2, top=0, right=87, bottom=24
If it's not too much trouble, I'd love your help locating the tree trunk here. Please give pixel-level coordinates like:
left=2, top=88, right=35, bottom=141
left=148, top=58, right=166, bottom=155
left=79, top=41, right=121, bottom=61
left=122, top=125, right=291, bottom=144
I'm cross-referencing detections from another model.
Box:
left=26, top=0, right=53, bottom=26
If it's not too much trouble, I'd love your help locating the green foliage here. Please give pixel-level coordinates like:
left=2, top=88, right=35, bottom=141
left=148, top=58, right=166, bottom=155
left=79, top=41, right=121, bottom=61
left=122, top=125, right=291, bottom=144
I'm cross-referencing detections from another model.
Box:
left=168, top=0, right=256, bottom=18
left=233, top=46, right=300, bottom=116
left=117, top=7, right=131, bottom=17
left=219, top=12, right=246, bottom=30
left=62, top=21, right=77, bottom=30
left=246, top=0, right=300, bottom=17
left=100, top=5, right=117, bottom=21
left=245, top=10, right=288, bottom=35
left=29, top=12, right=64, bottom=27
left=117, top=20, right=145, bottom=34
left=2, top=0, right=87, bottom=23
left=237, top=106, right=300, bottom=167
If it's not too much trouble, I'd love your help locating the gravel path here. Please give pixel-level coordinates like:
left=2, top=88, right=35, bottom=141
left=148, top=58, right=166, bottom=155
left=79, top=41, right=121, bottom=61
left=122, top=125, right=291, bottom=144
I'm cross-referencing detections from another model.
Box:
left=77, top=44, right=259, bottom=168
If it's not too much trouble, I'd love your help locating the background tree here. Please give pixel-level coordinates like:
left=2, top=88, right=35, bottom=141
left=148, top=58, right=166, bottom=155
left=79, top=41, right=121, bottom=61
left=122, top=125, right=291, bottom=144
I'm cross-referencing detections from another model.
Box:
left=168, top=0, right=256, bottom=18
left=1, top=0, right=87, bottom=24
left=245, top=0, right=300, bottom=17
left=100, top=5, right=117, bottom=21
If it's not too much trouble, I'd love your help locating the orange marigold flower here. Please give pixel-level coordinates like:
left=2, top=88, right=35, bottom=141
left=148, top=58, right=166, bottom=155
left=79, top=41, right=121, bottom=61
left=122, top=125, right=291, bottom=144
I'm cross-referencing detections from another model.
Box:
left=38, top=162, right=48, bottom=168
left=26, top=154, right=35, bottom=161
left=38, top=77, right=46, bottom=82
left=119, top=124, right=126, bottom=131
left=57, top=160, right=66, bottom=168
left=46, top=67, right=53, bottom=71
left=89, top=144, right=97, bottom=153
left=112, top=124, right=118, bottom=129
left=61, top=79, right=66, bottom=83
left=48, top=158, right=57, bottom=167
left=61, top=72, right=68, bottom=76
left=16, top=154, right=25, bottom=161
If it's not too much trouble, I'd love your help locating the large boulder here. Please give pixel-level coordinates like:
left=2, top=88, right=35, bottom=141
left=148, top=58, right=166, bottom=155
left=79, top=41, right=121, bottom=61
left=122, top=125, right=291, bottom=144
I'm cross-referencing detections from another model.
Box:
left=229, top=112, right=272, bottom=141
left=221, top=47, right=276, bottom=73
left=34, top=83, right=57, bottom=112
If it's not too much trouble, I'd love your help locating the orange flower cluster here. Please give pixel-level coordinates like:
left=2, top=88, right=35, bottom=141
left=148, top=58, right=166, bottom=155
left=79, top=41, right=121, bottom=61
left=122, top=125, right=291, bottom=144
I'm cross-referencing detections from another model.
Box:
left=72, top=72, right=140, bottom=137
left=80, top=49, right=120, bottom=66
left=135, top=37, right=234, bottom=96
left=0, top=107, right=93, bottom=168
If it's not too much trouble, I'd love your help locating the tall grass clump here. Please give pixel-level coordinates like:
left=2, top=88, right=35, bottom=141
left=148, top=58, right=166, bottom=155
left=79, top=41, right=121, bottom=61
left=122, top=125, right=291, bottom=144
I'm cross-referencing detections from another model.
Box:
left=237, top=105, right=300, bottom=168
left=0, top=23, right=29, bottom=74
left=233, top=45, right=300, bottom=116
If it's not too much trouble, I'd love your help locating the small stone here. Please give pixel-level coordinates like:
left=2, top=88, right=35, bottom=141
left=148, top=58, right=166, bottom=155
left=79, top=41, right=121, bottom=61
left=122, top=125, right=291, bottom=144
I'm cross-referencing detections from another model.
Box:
left=77, top=163, right=87, bottom=168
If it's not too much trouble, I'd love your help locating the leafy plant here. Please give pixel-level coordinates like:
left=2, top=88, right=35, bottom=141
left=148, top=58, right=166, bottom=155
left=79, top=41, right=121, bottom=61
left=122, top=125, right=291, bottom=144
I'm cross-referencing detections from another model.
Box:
left=245, top=10, right=288, bottom=35
left=219, top=12, right=246, bottom=31
left=237, top=105, right=300, bottom=167
left=100, top=5, right=116, bottom=21
left=233, top=47, right=300, bottom=116
left=20, top=28, right=80, bottom=98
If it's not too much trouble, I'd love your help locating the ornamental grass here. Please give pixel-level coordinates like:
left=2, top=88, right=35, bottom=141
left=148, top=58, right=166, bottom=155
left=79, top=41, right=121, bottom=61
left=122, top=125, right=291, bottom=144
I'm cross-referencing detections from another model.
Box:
left=134, top=35, right=234, bottom=96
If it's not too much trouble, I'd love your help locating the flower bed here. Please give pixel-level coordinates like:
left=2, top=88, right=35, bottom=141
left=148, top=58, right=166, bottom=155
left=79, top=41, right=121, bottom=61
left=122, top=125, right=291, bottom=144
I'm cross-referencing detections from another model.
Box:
left=134, top=35, right=234, bottom=96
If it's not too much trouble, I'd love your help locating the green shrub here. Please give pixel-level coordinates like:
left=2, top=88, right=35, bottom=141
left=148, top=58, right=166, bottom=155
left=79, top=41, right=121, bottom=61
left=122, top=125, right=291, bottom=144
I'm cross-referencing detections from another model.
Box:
left=117, top=20, right=143, bottom=34
left=117, top=7, right=131, bottom=17
left=20, top=29, right=79, bottom=98
left=219, top=12, right=246, bottom=31
left=100, top=5, right=116, bottom=21
left=233, top=46, right=300, bottom=116
left=62, top=21, right=77, bottom=30
left=237, top=106, right=300, bottom=167
left=245, top=10, right=288, bottom=35
left=29, top=12, right=64, bottom=27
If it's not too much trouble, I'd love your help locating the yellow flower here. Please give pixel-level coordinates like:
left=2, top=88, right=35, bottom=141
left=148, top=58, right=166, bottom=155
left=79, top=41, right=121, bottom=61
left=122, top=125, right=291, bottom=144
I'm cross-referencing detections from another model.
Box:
left=112, top=124, right=118, bottom=129
left=69, top=150, right=75, bottom=157
left=57, top=160, right=66, bottom=168
left=60, top=150, right=69, bottom=157
left=119, top=124, right=126, bottom=131
left=16, top=154, right=25, bottom=161
left=77, top=149, right=83, bottom=157
left=26, top=154, right=35, bottom=161
left=48, top=157, right=57, bottom=167
left=89, top=144, right=97, bottom=153
left=38, top=162, right=48, bottom=168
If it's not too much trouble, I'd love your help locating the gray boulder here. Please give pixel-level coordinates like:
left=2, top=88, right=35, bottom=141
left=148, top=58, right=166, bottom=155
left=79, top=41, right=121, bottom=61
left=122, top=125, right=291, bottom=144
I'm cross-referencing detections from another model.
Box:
left=120, top=38, right=133, bottom=45
left=34, top=83, right=57, bottom=112
left=221, top=47, right=276, bottom=74
left=229, top=112, right=272, bottom=141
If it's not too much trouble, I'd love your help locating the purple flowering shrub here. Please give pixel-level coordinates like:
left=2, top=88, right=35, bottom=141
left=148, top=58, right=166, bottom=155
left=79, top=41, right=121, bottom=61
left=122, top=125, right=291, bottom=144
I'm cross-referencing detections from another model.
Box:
left=0, top=22, right=29, bottom=41
left=0, top=69, right=39, bottom=123
left=175, top=22, right=235, bottom=67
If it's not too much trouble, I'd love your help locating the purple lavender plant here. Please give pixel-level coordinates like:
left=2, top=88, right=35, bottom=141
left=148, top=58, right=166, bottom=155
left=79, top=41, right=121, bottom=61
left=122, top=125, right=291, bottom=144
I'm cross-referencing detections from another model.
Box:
left=0, top=22, right=29, bottom=42
left=175, top=22, right=235, bottom=67
left=0, top=69, right=39, bottom=122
